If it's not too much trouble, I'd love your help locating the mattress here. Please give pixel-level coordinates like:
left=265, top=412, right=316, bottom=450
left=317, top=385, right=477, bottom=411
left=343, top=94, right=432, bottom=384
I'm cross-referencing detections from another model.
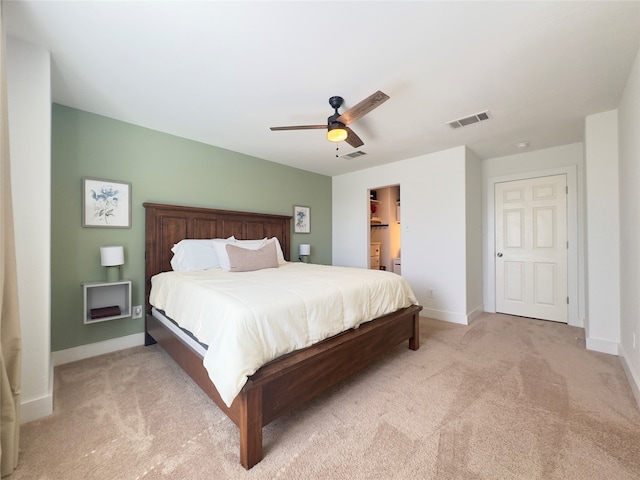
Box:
left=149, top=262, right=418, bottom=407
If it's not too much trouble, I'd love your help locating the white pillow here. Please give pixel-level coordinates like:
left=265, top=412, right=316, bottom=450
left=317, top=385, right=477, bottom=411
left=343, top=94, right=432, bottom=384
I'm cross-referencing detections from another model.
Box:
left=234, top=237, right=287, bottom=265
left=234, top=238, right=267, bottom=248
left=170, top=237, right=234, bottom=272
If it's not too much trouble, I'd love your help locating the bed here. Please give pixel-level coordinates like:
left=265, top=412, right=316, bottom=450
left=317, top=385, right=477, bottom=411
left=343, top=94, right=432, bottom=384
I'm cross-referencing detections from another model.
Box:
left=143, top=202, right=423, bottom=469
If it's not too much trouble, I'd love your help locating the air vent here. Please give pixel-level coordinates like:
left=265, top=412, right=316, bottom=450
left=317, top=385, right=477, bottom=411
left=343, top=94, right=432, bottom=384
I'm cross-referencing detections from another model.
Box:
left=446, top=110, right=492, bottom=129
left=341, top=150, right=367, bottom=159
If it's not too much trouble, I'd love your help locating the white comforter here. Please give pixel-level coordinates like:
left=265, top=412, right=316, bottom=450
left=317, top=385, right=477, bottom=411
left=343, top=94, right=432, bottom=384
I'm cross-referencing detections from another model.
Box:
left=149, top=262, right=418, bottom=407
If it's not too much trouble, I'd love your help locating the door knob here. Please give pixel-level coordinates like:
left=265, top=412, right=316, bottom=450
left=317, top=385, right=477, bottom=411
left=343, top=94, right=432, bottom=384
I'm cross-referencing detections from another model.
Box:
left=497, top=252, right=503, bottom=257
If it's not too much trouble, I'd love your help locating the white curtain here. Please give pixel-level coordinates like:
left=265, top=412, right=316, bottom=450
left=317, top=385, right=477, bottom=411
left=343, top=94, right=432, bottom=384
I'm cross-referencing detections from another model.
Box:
left=0, top=4, right=22, bottom=477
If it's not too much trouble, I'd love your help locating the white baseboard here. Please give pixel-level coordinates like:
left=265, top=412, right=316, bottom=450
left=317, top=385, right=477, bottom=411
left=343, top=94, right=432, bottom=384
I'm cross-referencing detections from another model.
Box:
left=420, top=307, right=468, bottom=325
left=20, top=362, right=54, bottom=423
left=619, top=344, right=640, bottom=409
left=420, top=306, right=484, bottom=326
left=466, top=306, right=484, bottom=324
left=51, top=333, right=146, bottom=367
left=585, top=335, right=619, bottom=355
left=20, top=393, right=53, bottom=424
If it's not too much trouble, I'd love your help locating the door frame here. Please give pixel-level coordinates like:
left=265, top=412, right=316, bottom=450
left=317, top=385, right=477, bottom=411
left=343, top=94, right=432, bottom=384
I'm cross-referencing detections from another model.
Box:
left=486, top=165, right=581, bottom=327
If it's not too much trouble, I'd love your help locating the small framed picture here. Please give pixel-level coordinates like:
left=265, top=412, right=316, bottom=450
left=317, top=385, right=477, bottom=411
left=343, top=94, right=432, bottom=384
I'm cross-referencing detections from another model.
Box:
left=82, top=177, right=132, bottom=228
left=294, top=205, right=310, bottom=233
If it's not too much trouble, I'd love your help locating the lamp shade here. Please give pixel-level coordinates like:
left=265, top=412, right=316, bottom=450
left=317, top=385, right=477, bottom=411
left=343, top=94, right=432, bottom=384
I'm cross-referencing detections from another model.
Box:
left=100, top=246, right=124, bottom=267
left=299, top=244, right=311, bottom=256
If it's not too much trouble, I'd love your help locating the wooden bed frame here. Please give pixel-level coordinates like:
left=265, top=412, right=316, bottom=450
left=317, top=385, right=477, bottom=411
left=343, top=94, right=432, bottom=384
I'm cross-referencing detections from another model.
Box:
left=143, top=202, right=423, bottom=469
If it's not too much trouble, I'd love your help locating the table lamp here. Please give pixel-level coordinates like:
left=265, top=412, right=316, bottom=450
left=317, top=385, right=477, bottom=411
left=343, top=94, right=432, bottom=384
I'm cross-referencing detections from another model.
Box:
left=100, top=245, right=124, bottom=282
left=299, top=244, right=311, bottom=263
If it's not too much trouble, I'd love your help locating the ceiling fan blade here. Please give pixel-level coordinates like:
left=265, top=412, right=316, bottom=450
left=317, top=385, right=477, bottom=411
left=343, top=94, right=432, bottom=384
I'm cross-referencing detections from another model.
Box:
left=337, top=90, right=390, bottom=125
left=344, top=127, right=364, bottom=148
left=270, top=125, right=327, bottom=131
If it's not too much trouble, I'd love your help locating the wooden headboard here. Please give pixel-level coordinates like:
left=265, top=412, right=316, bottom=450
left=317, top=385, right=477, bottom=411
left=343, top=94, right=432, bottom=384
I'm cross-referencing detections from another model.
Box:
left=143, top=202, right=292, bottom=312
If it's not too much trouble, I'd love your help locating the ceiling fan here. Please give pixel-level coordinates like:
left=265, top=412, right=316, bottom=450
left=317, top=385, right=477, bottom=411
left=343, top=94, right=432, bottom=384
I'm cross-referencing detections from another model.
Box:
left=270, top=90, right=389, bottom=148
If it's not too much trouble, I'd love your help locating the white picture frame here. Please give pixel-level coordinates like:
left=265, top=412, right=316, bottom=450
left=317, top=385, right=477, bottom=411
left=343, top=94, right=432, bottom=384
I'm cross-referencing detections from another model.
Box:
left=82, top=177, right=132, bottom=228
left=294, top=205, right=310, bottom=233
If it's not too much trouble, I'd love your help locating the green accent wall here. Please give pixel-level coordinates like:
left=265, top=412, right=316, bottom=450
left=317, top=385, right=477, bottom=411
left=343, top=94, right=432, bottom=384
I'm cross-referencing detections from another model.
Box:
left=51, top=104, right=331, bottom=352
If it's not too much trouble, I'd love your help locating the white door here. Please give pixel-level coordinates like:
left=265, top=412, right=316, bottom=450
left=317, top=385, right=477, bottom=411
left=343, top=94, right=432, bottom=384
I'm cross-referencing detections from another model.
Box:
left=495, top=175, right=568, bottom=323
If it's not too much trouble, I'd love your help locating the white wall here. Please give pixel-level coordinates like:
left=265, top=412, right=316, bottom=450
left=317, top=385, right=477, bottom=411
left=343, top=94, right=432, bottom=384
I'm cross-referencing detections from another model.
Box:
left=584, top=110, right=620, bottom=355
left=333, top=146, right=481, bottom=324
left=7, top=38, right=53, bottom=422
left=618, top=47, right=640, bottom=402
left=482, top=143, right=584, bottom=327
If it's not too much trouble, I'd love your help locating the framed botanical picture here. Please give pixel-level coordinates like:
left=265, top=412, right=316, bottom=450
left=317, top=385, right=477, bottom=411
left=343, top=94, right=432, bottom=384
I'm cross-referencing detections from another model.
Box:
left=82, top=177, right=132, bottom=228
left=294, top=205, right=310, bottom=233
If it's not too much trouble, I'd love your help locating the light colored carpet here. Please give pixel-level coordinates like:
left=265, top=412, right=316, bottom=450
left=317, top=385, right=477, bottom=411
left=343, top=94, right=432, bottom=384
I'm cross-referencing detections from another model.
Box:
left=9, top=313, right=640, bottom=479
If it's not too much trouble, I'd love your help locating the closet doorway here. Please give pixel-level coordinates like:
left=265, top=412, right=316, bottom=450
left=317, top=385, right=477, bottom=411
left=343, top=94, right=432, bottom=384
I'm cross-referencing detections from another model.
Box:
left=368, top=185, right=401, bottom=274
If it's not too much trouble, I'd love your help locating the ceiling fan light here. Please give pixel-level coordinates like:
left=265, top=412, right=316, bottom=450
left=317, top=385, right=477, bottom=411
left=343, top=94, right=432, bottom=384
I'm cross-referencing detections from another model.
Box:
left=327, top=123, right=348, bottom=143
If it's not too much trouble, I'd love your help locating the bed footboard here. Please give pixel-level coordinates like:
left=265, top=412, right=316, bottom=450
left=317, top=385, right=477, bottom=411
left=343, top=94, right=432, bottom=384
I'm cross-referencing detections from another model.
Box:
left=147, top=304, right=421, bottom=469
left=237, top=303, right=421, bottom=468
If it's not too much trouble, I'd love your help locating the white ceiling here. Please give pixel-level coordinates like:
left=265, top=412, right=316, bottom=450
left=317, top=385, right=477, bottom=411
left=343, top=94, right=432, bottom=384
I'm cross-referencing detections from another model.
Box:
left=5, top=1, right=640, bottom=176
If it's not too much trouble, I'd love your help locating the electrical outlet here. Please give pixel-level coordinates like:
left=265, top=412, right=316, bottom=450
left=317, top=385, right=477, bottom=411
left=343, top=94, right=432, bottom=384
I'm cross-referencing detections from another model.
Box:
left=428, top=289, right=434, bottom=298
left=132, top=305, right=143, bottom=319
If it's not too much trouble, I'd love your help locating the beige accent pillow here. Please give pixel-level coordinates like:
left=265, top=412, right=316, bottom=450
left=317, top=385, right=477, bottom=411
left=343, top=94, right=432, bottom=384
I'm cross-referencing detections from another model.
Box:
left=226, top=241, right=279, bottom=272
